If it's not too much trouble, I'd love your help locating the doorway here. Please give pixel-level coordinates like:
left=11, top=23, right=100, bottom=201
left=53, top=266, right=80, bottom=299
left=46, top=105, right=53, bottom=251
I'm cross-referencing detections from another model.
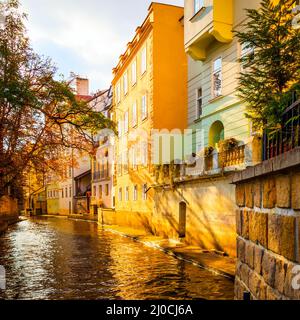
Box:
left=179, top=202, right=187, bottom=238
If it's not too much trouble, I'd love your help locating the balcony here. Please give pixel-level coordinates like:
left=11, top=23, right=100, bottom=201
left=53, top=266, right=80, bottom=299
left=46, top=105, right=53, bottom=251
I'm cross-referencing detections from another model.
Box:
left=92, top=170, right=110, bottom=182
left=185, top=0, right=233, bottom=61
left=154, top=136, right=262, bottom=185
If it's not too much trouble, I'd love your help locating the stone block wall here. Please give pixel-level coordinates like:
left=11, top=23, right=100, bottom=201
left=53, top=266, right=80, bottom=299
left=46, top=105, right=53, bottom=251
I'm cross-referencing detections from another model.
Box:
left=0, top=196, right=19, bottom=234
left=233, top=148, right=300, bottom=300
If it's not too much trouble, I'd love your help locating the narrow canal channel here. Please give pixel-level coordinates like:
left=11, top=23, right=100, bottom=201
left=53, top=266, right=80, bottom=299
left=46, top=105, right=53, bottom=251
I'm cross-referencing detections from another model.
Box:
left=0, top=217, right=234, bottom=300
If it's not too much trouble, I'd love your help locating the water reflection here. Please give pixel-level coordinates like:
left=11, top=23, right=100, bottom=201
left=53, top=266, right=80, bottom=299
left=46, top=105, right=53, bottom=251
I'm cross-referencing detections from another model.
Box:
left=0, top=217, right=234, bottom=300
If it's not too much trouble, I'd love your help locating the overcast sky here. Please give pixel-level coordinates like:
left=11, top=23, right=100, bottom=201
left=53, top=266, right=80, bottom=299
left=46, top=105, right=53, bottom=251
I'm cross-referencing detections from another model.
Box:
left=20, top=0, right=184, bottom=92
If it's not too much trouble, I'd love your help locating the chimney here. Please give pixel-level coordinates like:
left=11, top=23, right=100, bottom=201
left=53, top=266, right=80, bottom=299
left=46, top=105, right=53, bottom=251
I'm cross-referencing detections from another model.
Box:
left=76, top=77, right=89, bottom=96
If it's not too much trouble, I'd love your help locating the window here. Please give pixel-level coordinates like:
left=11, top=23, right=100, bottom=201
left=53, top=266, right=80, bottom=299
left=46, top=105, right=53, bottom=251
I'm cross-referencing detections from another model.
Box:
left=118, top=154, right=122, bottom=176
left=132, top=102, right=137, bottom=127
left=123, top=151, right=128, bottom=173
left=131, top=60, right=137, bottom=86
left=124, top=111, right=129, bottom=134
left=141, top=95, right=147, bottom=120
left=62, top=189, right=64, bottom=198
left=105, top=159, right=109, bottom=178
left=118, top=119, right=123, bottom=137
left=65, top=187, right=68, bottom=198
left=105, top=184, right=109, bottom=196
left=123, top=71, right=128, bottom=95
left=116, top=82, right=121, bottom=104
left=196, top=87, right=203, bottom=118
left=118, top=188, right=122, bottom=201
left=69, top=186, right=72, bottom=198
left=141, top=141, right=148, bottom=166
left=93, top=186, right=97, bottom=197
left=213, top=57, right=222, bottom=98
left=125, top=186, right=129, bottom=201
left=142, top=184, right=148, bottom=200
left=141, top=46, right=147, bottom=75
left=133, top=185, right=138, bottom=201
left=131, top=146, right=138, bottom=170
left=194, top=0, right=204, bottom=13
left=99, top=185, right=103, bottom=199
left=240, top=42, right=254, bottom=71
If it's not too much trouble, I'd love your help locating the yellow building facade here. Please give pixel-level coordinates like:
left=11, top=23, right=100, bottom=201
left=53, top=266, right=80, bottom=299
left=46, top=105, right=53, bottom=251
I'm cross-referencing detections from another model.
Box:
left=112, top=3, right=187, bottom=219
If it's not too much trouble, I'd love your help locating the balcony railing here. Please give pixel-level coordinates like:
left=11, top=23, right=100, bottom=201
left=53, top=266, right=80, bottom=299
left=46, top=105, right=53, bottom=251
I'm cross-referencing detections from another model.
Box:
left=92, top=170, right=110, bottom=181
left=263, top=94, right=300, bottom=161
left=154, top=140, right=257, bottom=185
left=219, top=145, right=246, bottom=168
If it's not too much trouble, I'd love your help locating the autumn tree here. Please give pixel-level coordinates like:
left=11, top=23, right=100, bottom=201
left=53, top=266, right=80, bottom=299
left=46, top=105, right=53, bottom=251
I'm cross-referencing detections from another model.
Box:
left=0, top=0, right=114, bottom=198
left=235, top=0, right=300, bottom=130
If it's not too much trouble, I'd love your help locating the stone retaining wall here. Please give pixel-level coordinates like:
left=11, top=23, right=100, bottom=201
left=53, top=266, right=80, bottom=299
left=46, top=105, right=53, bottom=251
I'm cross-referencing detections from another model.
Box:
left=233, top=148, right=300, bottom=300
left=0, top=196, right=19, bottom=234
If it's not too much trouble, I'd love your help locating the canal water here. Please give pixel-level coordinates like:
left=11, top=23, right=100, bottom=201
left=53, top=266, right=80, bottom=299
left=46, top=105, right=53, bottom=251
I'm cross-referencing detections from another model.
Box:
left=0, top=217, right=234, bottom=300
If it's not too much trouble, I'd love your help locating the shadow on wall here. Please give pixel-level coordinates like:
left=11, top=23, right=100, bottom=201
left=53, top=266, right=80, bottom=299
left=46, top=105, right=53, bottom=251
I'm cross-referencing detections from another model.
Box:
left=0, top=196, right=19, bottom=221
left=102, top=177, right=237, bottom=257
left=153, top=178, right=237, bottom=256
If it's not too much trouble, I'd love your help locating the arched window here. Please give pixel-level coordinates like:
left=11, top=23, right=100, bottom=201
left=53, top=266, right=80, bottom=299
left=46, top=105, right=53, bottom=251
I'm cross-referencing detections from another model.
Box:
left=209, top=121, right=224, bottom=148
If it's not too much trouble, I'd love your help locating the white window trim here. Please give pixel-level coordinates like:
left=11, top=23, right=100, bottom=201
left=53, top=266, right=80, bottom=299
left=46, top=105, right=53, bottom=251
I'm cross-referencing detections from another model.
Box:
left=133, top=185, right=138, bottom=201
left=240, top=42, right=255, bottom=72
left=116, top=82, right=121, bottom=104
left=142, top=184, right=148, bottom=201
left=212, top=57, right=222, bottom=99
left=141, top=46, right=147, bottom=76
left=131, top=59, right=137, bottom=86
left=118, top=188, right=122, bottom=201
left=132, top=101, right=137, bottom=127
left=195, top=87, right=203, bottom=119
left=125, top=187, right=129, bottom=202
left=194, top=0, right=205, bottom=14
left=123, top=71, right=128, bottom=96
left=124, top=111, right=129, bottom=134
left=141, top=95, right=148, bottom=120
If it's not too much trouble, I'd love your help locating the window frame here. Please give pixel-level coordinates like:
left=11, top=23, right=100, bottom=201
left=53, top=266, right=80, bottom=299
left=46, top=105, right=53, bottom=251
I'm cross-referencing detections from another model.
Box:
left=132, top=101, right=137, bottom=127
left=141, top=46, right=147, bottom=76
left=212, top=57, right=222, bottom=98
left=131, top=59, right=137, bottom=86
left=194, top=0, right=205, bottom=14
left=123, top=71, right=128, bottom=96
left=141, top=95, right=148, bottom=120
left=124, top=111, right=129, bottom=134
left=196, top=87, right=203, bottom=119
left=133, top=185, right=138, bottom=201
left=116, top=82, right=121, bottom=104
left=125, top=186, right=129, bottom=202
left=240, top=42, right=255, bottom=72
left=142, top=184, right=148, bottom=201
left=99, top=185, right=103, bottom=199
left=118, top=187, right=122, bottom=201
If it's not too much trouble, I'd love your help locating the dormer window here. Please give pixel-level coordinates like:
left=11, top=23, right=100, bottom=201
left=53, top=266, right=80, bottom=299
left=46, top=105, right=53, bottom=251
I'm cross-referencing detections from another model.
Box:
left=194, top=0, right=205, bottom=14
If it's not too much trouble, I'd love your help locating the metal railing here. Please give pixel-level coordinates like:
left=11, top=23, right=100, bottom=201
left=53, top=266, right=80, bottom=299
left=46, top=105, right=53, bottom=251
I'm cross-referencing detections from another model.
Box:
left=263, top=94, right=300, bottom=161
left=92, top=170, right=110, bottom=181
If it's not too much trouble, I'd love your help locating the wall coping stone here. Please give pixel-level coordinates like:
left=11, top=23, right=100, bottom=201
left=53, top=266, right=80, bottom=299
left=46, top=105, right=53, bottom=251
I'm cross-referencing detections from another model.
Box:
left=232, top=147, right=300, bottom=184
